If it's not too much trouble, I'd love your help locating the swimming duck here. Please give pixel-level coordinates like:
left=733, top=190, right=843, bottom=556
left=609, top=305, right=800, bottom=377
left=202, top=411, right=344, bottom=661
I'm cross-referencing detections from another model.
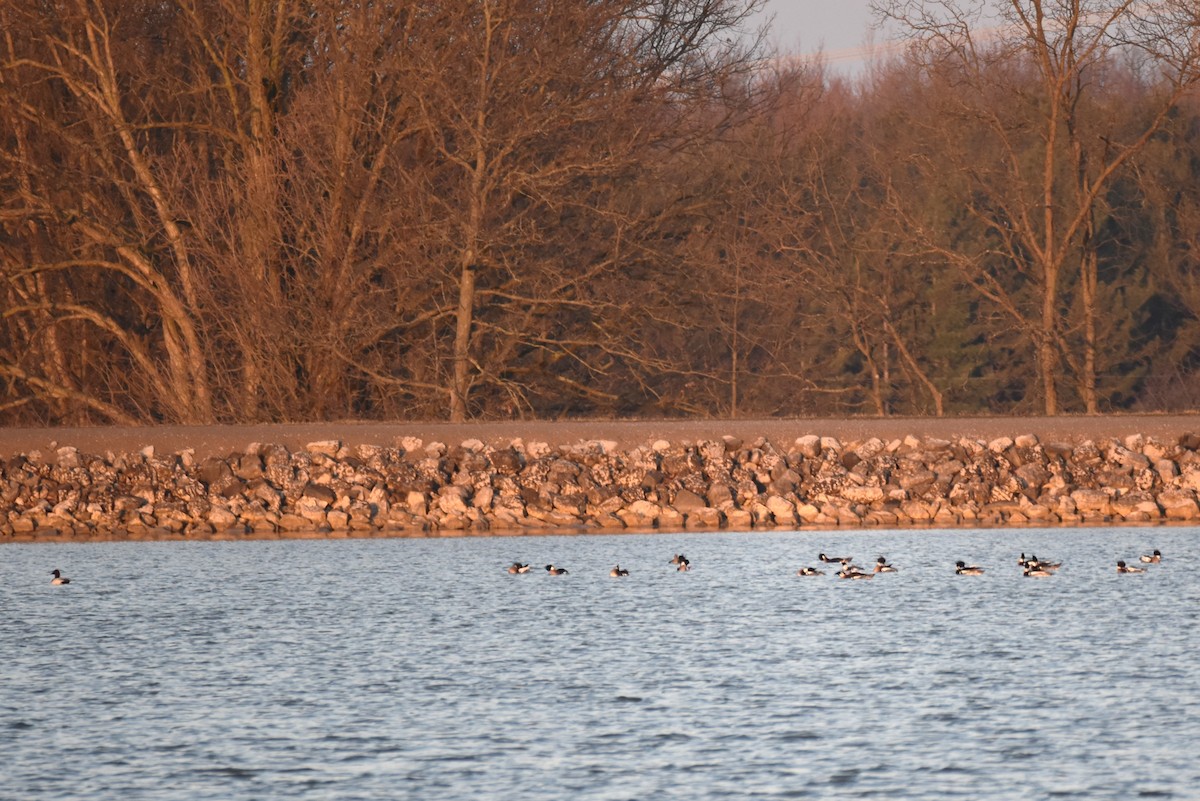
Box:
left=610, top=565, right=629, bottom=577
left=1117, top=560, right=1146, bottom=574
left=544, top=564, right=569, bottom=575
left=874, top=556, right=897, bottom=573
left=50, top=569, right=70, bottom=585
left=955, top=561, right=984, bottom=576
left=1139, top=550, right=1162, bottom=564
left=1023, top=565, right=1054, bottom=577
left=670, top=554, right=688, bottom=565
left=677, top=561, right=691, bottom=572
left=796, top=567, right=825, bottom=576
left=819, top=553, right=853, bottom=564
left=507, top=562, right=531, bottom=574
left=836, top=568, right=873, bottom=580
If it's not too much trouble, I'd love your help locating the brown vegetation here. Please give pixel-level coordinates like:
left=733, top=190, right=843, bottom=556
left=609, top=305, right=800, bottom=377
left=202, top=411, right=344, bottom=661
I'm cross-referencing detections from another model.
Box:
left=2, top=1, right=1199, bottom=425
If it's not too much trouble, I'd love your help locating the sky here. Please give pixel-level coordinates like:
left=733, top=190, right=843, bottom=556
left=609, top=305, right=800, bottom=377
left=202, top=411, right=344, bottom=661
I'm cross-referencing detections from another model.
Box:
left=754, top=0, right=892, bottom=71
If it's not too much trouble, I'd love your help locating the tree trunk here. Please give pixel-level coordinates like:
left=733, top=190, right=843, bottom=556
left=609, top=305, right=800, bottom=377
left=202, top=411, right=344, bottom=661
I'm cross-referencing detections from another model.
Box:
left=450, top=263, right=476, bottom=422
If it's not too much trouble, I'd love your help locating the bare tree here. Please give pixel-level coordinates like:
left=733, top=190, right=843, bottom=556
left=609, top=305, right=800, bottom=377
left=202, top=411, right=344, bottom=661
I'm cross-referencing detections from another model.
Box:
left=2, top=2, right=218, bottom=422
left=875, top=0, right=1200, bottom=414
left=396, top=0, right=767, bottom=421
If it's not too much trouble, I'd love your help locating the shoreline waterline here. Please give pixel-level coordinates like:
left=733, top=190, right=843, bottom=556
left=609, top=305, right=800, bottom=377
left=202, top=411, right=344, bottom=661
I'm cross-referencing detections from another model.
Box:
left=5, top=517, right=1197, bottom=545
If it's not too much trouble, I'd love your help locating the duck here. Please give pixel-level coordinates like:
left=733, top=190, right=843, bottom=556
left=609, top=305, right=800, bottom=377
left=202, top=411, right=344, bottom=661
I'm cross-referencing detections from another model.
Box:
left=1139, top=550, right=1162, bottom=564
left=836, top=568, right=873, bottom=580
left=50, top=569, right=70, bottom=585
left=676, top=561, right=691, bottom=572
left=1023, top=565, right=1054, bottom=578
left=955, top=561, right=984, bottom=576
left=507, top=562, right=531, bottom=574
left=819, top=553, right=853, bottom=564
left=1117, top=560, right=1146, bottom=574
left=874, top=556, right=897, bottom=573
left=610, top=565, right=629, bottom=577
left=670, top=554, right=688, bottom=565
left=544, top=564, right=569, bottom=575
left=796, top=567, right=825, bottom=576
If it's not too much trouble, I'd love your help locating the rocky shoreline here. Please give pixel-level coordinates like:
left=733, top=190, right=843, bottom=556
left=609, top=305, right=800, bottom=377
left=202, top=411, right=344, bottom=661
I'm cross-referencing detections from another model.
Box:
left=5, top=428, right=1200, bottom=542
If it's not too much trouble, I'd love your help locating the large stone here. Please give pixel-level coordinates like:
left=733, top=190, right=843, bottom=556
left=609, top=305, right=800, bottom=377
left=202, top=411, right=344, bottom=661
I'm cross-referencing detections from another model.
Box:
left=1015, top=463, right=1050, bottom=493
left=659, top=508, right=684, bottom=528
left=765, top=495, right=798, bottom=525
left=489, top=447, right=524, bottom=475
left=795, top=503, right=821, bottom=523
left=277, top=513, right=312, bottom=531
left=306, top=440, right=341, bottom=457
left=1110, top=446, right=1150, bottom=470
left=437, top=485, right=470, bottom=516
left=672, top=488, right=708, bottom=512
left=793, top=435, right=822, bottom=458
left=1071, top=488, right=1111, bottom=514
left=901, top=499, right=934, bottom=522
left=898, top=469, right=936, bottom=491
left=301, top=482, right=337, bottom=506
left=618, top=500, right=660, bottom=528
left=685, top=507, right=723, bottom=528
left=296, top=496, right=330, bottom=523
left=56, top=446, right=81, bottom=468
left=552, top=493, right=587, bottom=518
left=207, top=505, right=239, bottom=530
left=724, top=508, right=753, bottom=529
left=854, top=438, right=885, bottom=461
left=198, top=457, right=232, bottom=488
left=1158, top=490, right=1199, bottom=520
left=1179, top=469, right=1200, bottom=493
left=841, top=485, right=884, bottom=504
left=1111, top=491, right=1160, bottom=519
left=1154, top=459, right=1178, bottom=483
left=706, top=483, right=734, bottom=509
left=408, top=491, right=432, bottom=515
left=235, top=454, right=265, bottom=480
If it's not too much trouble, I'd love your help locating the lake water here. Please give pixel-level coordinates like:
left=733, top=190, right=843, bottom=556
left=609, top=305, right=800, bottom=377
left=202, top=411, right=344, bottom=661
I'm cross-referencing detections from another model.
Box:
left=2, top=527, right=1198, bottom=800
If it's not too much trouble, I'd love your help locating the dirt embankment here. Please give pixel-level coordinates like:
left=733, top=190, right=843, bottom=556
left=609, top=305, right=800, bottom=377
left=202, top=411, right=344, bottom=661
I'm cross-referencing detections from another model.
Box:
left=4, top=414, right=1200, bottom=459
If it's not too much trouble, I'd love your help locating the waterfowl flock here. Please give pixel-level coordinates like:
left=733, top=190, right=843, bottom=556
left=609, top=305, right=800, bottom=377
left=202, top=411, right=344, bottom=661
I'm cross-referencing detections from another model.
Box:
left=45, top=546, right=1167, bottom=587
left=501, top=548, right=1167, bottom=580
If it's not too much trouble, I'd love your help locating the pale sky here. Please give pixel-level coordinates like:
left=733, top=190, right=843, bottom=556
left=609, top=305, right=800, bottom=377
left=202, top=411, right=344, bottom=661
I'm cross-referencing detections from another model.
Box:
left=755, top=0, right=890, bottom=70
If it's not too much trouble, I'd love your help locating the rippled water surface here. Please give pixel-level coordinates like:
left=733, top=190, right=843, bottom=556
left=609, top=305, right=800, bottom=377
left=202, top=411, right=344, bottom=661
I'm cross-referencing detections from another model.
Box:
left=3, top=527, right=1199, bottom=800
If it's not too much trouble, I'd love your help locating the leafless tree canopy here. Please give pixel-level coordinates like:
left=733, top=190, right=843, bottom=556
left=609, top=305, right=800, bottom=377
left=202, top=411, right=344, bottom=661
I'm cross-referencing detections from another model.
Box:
left=2, top=0, right=1199, bottom=424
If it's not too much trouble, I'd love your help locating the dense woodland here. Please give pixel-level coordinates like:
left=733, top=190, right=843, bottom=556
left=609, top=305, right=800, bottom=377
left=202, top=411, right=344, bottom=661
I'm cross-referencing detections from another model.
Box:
left=2, top=0, right=1199, bottom=425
